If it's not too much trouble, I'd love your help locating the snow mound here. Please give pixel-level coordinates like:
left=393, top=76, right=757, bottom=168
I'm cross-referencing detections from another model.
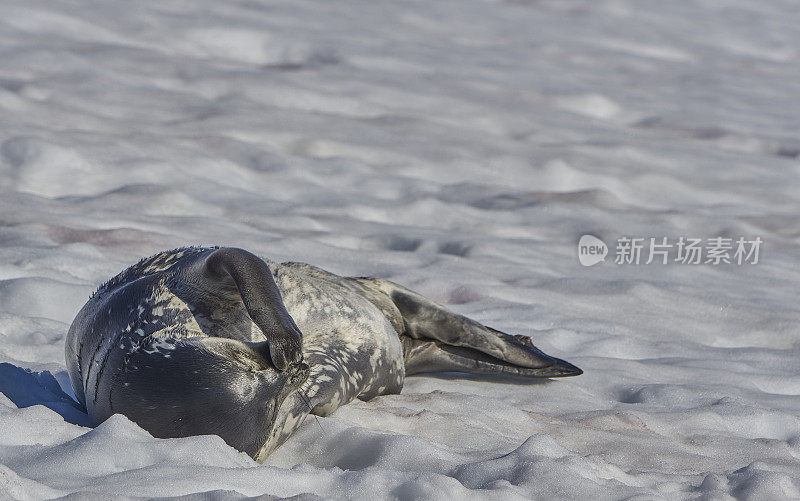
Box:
left=1, top=0, right=799, bottom=498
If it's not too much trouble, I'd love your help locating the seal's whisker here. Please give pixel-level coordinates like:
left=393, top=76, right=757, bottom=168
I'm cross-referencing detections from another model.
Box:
left=296, top=389, right=324, bottom=433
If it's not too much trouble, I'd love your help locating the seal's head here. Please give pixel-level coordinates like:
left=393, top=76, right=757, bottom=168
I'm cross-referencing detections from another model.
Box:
left=107, top=336, right=310, bottom=458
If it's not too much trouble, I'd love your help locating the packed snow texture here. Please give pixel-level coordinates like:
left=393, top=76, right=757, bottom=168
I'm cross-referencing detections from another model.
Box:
left=1, top=0, right=799, bottom=499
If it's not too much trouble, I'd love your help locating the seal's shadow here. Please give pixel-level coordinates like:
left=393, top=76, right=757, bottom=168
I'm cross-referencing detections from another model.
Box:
left=0, top=362, right=92, bottom=427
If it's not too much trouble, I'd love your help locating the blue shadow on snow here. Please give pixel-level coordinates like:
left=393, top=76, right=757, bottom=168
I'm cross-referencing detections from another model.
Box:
left=0, top=362, right=92, bottom=427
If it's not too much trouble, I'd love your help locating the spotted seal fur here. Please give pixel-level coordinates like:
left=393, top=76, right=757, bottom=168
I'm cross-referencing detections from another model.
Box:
left=66, top=247, right=581, bottom=461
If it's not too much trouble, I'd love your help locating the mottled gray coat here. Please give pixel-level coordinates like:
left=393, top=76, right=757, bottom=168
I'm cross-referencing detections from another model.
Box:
left=66, top=247, right=580, bottom=461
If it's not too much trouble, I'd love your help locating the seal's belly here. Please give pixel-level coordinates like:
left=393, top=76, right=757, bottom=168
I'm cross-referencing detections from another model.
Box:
left=272, top=264, right=405, bottom=415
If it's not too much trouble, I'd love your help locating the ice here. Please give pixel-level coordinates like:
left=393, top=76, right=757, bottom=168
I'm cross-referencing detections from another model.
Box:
left=1, top=0, right=799, bottom=498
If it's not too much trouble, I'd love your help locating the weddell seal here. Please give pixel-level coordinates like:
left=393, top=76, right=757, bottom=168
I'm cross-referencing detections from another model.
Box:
left=66, top=247, right=581, bottom=461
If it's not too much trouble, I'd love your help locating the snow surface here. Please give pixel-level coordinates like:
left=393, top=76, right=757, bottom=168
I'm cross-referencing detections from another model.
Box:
left=1, top=0, right=800, bottom=498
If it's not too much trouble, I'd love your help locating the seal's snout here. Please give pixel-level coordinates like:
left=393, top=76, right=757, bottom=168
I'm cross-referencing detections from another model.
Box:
left=287, top=361, right=310, bottom=385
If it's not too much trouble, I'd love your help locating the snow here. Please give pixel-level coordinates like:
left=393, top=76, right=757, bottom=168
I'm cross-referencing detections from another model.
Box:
left=1, top=0, right=799, bottom=498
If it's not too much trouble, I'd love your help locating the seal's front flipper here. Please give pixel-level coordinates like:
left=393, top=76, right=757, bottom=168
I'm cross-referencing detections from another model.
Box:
left=184, top=247, right=304, bottom=371
left=361, top=279, right=581, bottom=378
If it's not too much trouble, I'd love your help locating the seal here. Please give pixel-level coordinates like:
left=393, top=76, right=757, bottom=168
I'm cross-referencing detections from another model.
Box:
left=66, top=247, right=581, bottom=461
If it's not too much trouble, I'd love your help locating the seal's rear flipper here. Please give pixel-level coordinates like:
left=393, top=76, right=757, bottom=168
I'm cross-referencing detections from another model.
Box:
left=401, top=337, right=581, bottom=377
left=359, top=278, right=581, bottom=378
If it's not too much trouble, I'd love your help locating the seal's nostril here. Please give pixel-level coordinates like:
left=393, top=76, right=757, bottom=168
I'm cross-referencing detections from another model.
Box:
left=287, top=361, right=310, bottom=375
left=286, top=361, right=310, bottom=384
